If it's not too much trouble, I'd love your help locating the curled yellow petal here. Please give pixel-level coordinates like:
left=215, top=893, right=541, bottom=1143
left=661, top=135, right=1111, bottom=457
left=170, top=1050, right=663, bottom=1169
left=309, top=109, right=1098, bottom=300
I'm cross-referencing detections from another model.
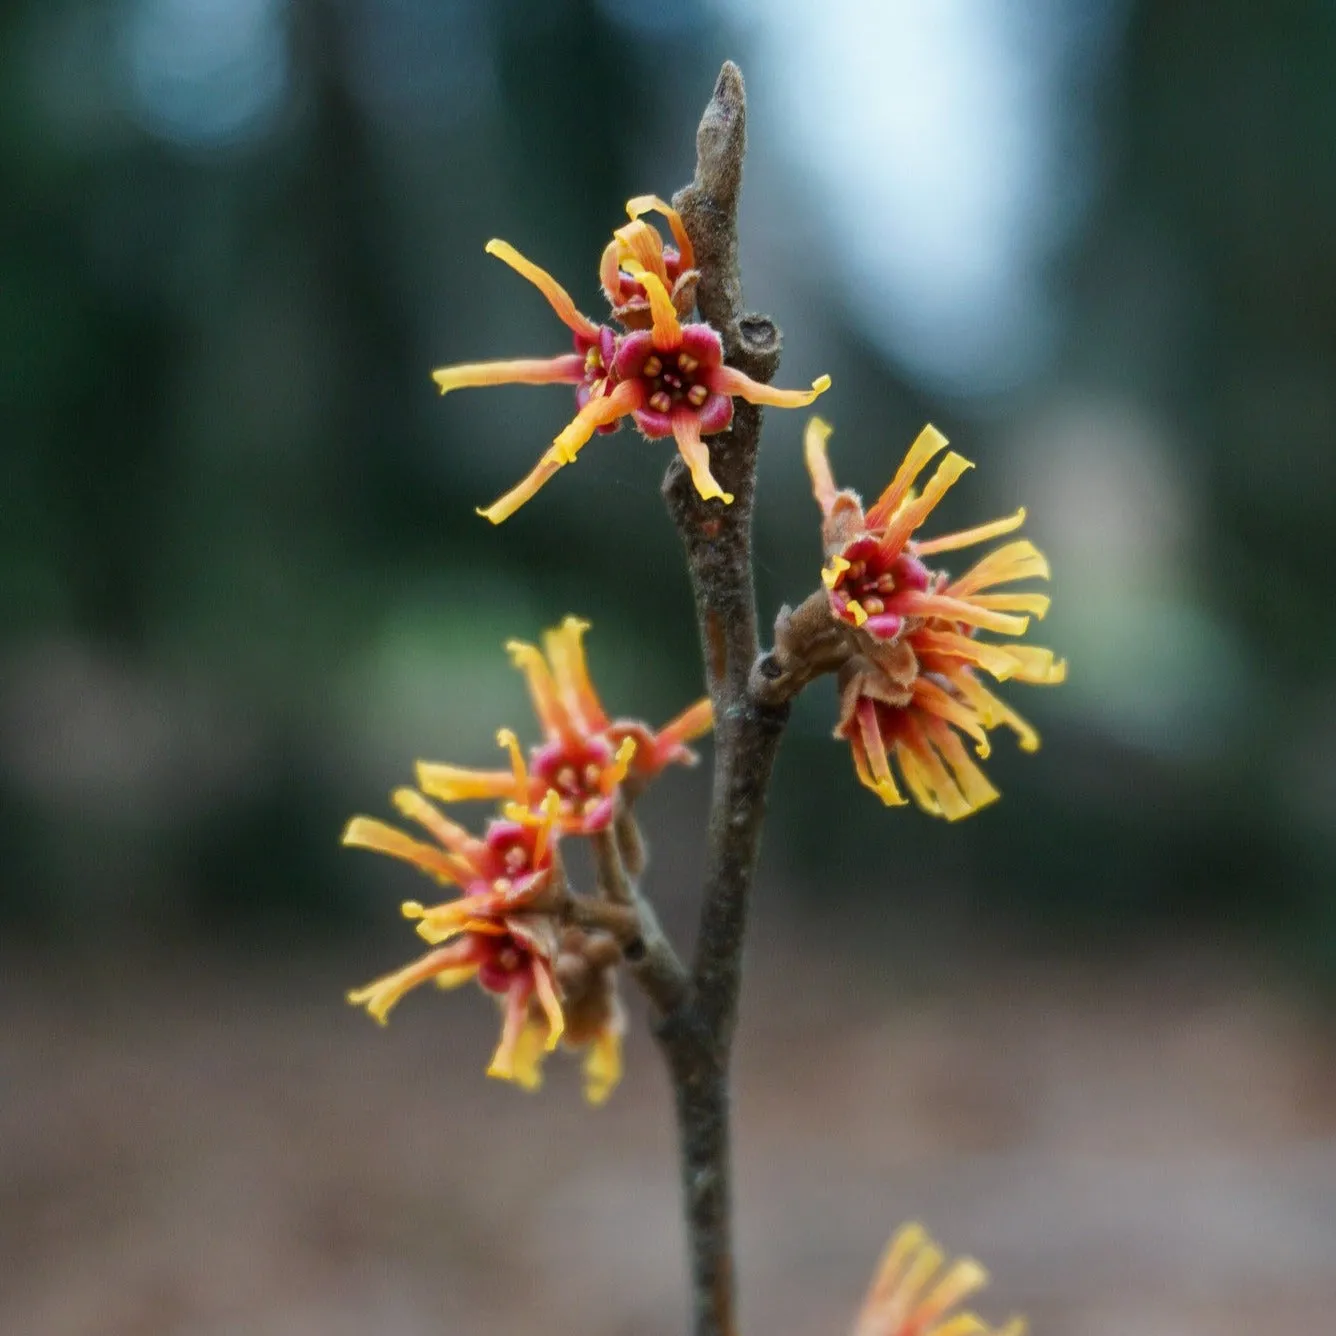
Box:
left=710, top=365, right=832, bottom=409
left=672, top=408, right=733, bottom=504
left=625, top=194, right=695, bottom=267
left=346, top=943, right=477, bottom=1025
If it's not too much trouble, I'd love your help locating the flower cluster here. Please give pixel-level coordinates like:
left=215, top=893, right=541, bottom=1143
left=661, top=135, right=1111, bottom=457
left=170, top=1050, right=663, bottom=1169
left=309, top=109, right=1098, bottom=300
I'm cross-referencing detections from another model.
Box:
left=344, top=618, right=711, bottom=1101
left=853, top=1223, right=1026, bottom=1336
left=432, top=195, right=830, bottom=523
left=805, top=418, right=1066, bottom=819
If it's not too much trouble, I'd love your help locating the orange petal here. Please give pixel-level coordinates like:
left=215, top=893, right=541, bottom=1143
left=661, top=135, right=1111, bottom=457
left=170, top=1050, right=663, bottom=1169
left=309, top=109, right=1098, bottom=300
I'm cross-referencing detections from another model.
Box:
left=625, top=194, right=695, bottom=268
left=599, top=238, right=622, bottom=306
left=414, top=763, right=520, bottom=804
left=911, top=628, right=1028, bottom=682
left=432, top=353, right=584, bottom=395
left=551, top=377, right=643, bottom=462
left=803, top=416, right=840, bottom=515
left=654, top=696, right=714, bottom=751
left=613, top=218, right=670, bottom=287
left=923, top=716, right=1000, bottom=817
left=582, top=1025, right=623, bottom=1106
left=968, top=591, right=1052, bottom=618
left=341, top=816, right=474, bottom=885
left=710, top=365, right=832, bottom=409
left=638, top=271, right=684, bottom=352
left=875, top=451, right=974, bottom=558
left=915, top=505, right=1027, bottom=556
left=912, top=1255, right=989, bottom=1327
left=484, top=239, right=600, bottom=339
left=912, top=678, right=991, bottom=757
left=948, top=540, right=1051, bottom=597
left=486, top=979, right=534, bottom=1083
left=544, top=616, right=611, bottom=735
left=898, top=591, right=1029, bottom=637
left=531, top=959, right=566, bottom=1051
left=865, top=424, right=951, bottom=530
left=346, top=941, right=479, bottom=1025
left=391, top=788, right=484, bottom=857
left=507, top=637, right=572, bottom=740
left=671, top=407, right=733, bottom=504
left=955, top=675, right=1042, bottom=752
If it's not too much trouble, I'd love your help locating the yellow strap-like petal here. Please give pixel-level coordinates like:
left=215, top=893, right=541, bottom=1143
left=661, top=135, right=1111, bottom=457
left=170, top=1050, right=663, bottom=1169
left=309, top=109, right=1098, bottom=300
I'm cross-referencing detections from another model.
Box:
left=804, top=416, right=840, bottom=516
left=638, top=271, right=684, bottom=352
left=625, top=194, right=695, bottom=268
left=949, top=540, right=1051, bottom=597
left=484, top=239, right=600, bottom=339
left=341, top=816, right=473, bottom=884
left=710, top=365, right=832, bottom=409
left=413, top=761, right=520, bottom=803
left=672, top=408, right=733, bottom=504
left=432, top=353, right=584, bottom=395
left=875, top=451, right=975, bottom=559
left=865, top=424, right=950, bottom=530
left=582, top=1026, right=623, bottom=1106
left=916, top=506, right=1027, bottom=556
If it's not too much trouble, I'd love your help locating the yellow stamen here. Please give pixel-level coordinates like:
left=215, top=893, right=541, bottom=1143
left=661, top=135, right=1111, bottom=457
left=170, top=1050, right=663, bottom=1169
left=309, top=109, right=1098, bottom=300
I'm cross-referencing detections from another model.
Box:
left=431, top=353, right=584, bottom=395
left=710, top=365, right=832, bottom=409
left=822, top=554, right=851, bottom=590
left=484, top=239, right=600, bottom=339
left=845, top=598, right=869, bottom=627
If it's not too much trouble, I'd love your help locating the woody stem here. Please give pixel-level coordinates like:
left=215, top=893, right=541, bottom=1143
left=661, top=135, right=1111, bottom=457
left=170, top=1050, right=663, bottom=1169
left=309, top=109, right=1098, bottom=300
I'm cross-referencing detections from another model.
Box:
left=649, top=61, right=792, bottom=1336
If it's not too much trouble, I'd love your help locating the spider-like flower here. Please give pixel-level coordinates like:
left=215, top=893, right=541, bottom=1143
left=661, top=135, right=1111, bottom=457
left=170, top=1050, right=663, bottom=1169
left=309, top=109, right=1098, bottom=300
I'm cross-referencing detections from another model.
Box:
left=431, top=209, right=830, bottom=523
left=598, top=195, right=699, bottom=328
left=415, top=616, right=713, bottom=834
left=343, top=792, right=568, bottom=1090
left=852, top=1223, right=1027, bottom=1336
left=806, top=418, right=1065, bottom=818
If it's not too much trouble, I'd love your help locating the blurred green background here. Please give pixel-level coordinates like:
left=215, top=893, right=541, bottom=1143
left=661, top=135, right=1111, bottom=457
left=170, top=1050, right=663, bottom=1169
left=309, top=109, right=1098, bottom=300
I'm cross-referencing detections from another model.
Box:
left=6, top=4, right=1336, bottom=1335
left=5, top=0, right=1333, bottom=960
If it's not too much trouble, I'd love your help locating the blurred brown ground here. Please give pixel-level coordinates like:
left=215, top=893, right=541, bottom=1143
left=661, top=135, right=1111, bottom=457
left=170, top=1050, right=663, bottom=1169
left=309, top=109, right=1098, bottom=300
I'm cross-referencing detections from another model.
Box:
left=4, top=930, right=1335, bottom=1336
